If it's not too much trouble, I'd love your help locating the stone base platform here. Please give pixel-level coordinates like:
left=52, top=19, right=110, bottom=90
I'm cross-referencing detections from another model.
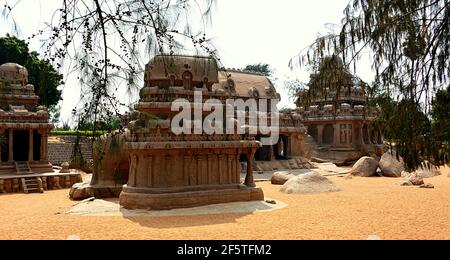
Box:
left=119, top=185, right=264, bottom=210
left=0, top=171, right=82, bottom=194
left=0, top=162, right=53, bottom=175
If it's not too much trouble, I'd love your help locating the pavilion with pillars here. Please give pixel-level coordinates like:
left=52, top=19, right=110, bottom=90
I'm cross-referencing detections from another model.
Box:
left=297, top=84, right=383, bottom=163
left=0, top=63, right=53, bottom=174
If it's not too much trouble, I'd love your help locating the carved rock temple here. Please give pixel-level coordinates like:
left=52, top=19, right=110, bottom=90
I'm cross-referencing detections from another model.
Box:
left=0, top=63, right=81, bottom=194
left=119, top=55, right=265, bottom=210
left=297, top=78, right=383, bottom=163
left=213, top=69, right=307, bottom=171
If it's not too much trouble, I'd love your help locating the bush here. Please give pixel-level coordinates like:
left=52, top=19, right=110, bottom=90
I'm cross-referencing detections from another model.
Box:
left=51, top=130, right=108, bottom=137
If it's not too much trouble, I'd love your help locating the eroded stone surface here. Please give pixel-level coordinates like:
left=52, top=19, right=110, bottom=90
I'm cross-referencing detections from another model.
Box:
left=280, top=172, right=340, bottom=194
left=351, top=157, right=379, bottom=177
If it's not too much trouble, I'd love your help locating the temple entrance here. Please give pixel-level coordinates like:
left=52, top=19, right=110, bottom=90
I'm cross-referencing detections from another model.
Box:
left=323, top=124, right=334, bottom=144
left=13, top=130, right=29, bottom=161
left=273, top=135, right=289, bottom=160
left=255, top=135, right=273, bottom=161
left=0, top=132, right=8, bottom=162
left=308, top=125, right=318, bottom=141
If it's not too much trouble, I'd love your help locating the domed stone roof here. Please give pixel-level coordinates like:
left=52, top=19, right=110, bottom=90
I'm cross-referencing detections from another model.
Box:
left=0, top=63, right=29, bottom=84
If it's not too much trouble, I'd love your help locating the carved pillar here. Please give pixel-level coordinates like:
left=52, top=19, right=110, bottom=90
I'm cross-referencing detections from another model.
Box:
left=42, top=176, right=48, bottom=190
left=218, top=155, right=224, bottom=184
left=0, top=129, right=2, bottom=164
left=43, top=132, right=49, bottom=161
left=183, top=155, right=190, bottom=186
left=244, top=149, right=256, bottom=187
left=235, top=154, right=241, bottom=183
left=227, top=154, right=233, bottom=184
left=128, top=154, right=137, bottom=187
left=196, top=155, right=203, bottom=185
left=359, top=123, right=364, bottom=147
left=147, top=156, right=153, bottom=188
left=28, top=129, right=34, bottom=162
left=207, top=155, right=213, bottom=184
left=8, top=130, right=13, bottom=162
left=0, top=179, right=5, bottom=193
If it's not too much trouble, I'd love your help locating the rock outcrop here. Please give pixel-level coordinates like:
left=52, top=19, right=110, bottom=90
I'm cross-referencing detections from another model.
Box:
left=280, top=172, right=340, bottom=194
left=350, top=156, right=379, bottom=177
left=271, top=171, right=296, bottom=185
left=379, top=151, right=404, bottom=177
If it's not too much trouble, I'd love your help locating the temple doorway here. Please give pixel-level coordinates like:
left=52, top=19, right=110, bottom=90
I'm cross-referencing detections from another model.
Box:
left=13, top=130, right=29, bottom=161
left=323, top=124, right=334, bottom=144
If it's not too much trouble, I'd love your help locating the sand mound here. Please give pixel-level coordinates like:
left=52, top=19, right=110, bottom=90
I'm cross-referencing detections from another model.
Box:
left=280, top=172, right=340, bottom=194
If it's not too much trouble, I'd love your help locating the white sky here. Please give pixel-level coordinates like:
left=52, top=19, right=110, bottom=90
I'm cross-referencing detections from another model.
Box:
left=0, top=0, right=375, bottom=125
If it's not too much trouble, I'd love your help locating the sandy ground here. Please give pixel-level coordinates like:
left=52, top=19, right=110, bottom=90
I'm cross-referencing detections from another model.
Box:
left=0, top=167, right=449, bottom=240
left=68, top=198, right=287, bottom=217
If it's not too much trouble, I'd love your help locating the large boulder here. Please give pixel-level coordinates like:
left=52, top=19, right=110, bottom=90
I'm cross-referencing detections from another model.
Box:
left=271, top=171, right=295, bottom=185
left=379, top=151, right=404, bottom=177
left=350, top=156, right=379, bottom=177
left=280, top=172, right=340, bottom=194
left=69, top=182, right=122, bottom=201
left=69, top=183, right=91, bottom=200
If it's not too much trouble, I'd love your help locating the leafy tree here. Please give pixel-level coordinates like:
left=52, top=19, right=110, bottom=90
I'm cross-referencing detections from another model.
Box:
left=0, top=35, right=63, bottom=109
left=242, top=63, right=274, bottom=77
left=430, top=86, right=450, bottom=165
left=292, top=0, right=449, bottom=169
left=1, top=0, right=216, bottom=134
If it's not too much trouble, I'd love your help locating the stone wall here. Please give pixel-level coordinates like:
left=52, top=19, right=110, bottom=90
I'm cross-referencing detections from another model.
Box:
left=48, top=136, right=93, bottom=166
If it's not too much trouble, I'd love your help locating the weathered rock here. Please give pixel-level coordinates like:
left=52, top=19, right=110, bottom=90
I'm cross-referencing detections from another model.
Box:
left=405, top=175, right=425, bottom=186
left=400, top=180, right=413, bottom=186
left=419, top=183, right=435, bottom=189
left=271, top=171, right=295, bottom=185
left=379, top=151, right=404, bottom=177
left=350, top=156, right=379, bottom=177
left=69, top=183, right=91, bottom=200
left=280, top=172, right=340, bottom=194
left=69, top=182, right=123, bottom=201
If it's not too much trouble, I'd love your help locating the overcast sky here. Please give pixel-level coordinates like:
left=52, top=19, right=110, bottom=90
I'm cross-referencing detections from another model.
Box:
left=0, top=0, right=375, bottom=124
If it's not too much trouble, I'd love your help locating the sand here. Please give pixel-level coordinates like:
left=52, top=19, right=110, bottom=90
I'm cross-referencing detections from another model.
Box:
left=1, top=167, right=449, bottom=240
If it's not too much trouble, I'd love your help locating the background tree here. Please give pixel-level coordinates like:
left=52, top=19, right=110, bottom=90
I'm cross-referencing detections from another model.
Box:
left=242, top=63, right=274, bottom=77
left=0, top=35, right=63, bottom=110
left=1, top=0, right=217, bottom=133
left=291, top=0, right=449, bottom=169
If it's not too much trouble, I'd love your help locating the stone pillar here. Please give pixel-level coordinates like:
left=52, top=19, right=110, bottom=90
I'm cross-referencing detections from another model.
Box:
left=28, top=129, right=34, bottom=162
left=317, top=125, right=324, bottom=145
left=8, top=130, right=13, bottom=162
left=42, top=132, right=49, bottom=161
left=0, top=179, right=5, bottom=193
left=0, top=130, right=2, bottom=164
left=244, top=149, right=256, bottom=187
left=359, top=123, right=364, bottom=147
left=42, top=176, right=48, bottom=190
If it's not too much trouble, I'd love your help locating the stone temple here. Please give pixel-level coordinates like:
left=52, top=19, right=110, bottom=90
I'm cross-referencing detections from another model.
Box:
left=0, top=63, right=81, bottom=194
left=297, top=71, right=383, bottom=163
left=0, top=63, right=53, bottom=173
left=119, top=55, right=265, bottom=210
